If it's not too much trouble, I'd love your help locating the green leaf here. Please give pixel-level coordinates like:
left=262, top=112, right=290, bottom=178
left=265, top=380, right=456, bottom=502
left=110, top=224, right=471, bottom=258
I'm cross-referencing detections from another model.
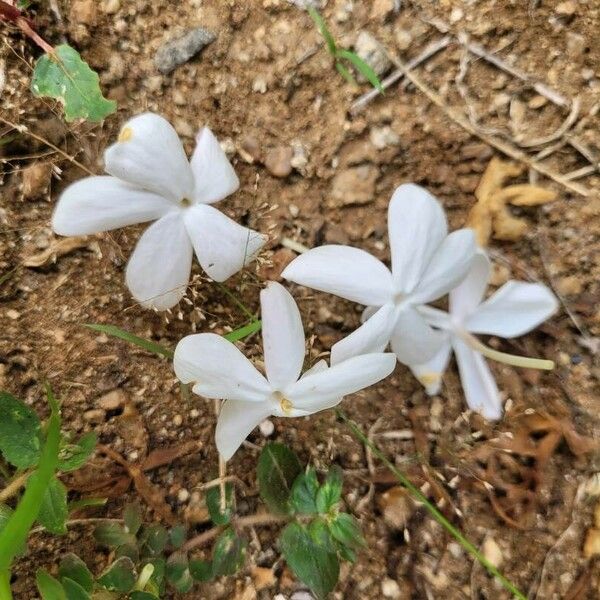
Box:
left=337, top=49, right=384, bottom=91
left=115, top=542, right=139, bottom=563
left=212, top=528, right=247, bottom=577
left=140, top=524, right=169, bottom=556
left=206, top=483, right=234, bottom=526
left=97, top=556, right=136, bottom=593
left=257, top=443, right=302, bottom=515
left=0, top=386, right=61, bottom=572
left=58, top=554, right=93, bottom=592
left=169, top=524, right=187, bottom=549
left=189, top=558, right=212, bottom=582
left=67, top=497, right=107, bottom=512
left=0, top=391, right=42, bottom=468
left=31, top=44, right=116, bottom=122
left=58, top=431, right=96, bottom=472
left=308, top=518, right=335, bottom=551
left=290, top=468, right=319, bottom=515
left=146, top=558, right=165, bottom=588
left=123, top=502, right=143, bottom=536
left=61, top=577, right=90, bottom=600
left=224, top=320, right=262, bottom=343
left=335, top=61, right=356, bottom=85
left=307, top=7, right=337, bottom=55
left=316, top=466, right=343, bottom=514
left=130, top=593, right=158, bottom=600
left=85, top=324, right=173, bottom=358
left=37, top=476, right=68, bottom=534
left=165, top=552, right=193, bottom=593
left=280, top=522, right=339, bottom=600
left=36, top=569, right=67, bottom=600
left=94, top=522, right=136, bottom=548
left=328, top=513, right=365, bottom=550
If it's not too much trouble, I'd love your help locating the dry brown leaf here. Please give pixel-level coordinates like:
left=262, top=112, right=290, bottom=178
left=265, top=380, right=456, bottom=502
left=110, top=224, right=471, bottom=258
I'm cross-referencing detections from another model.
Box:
left=467, top=158, right=557, bottom=246
left=23, top=237, right=91, bottom=267
left=251, top=566, right=276, bottom=591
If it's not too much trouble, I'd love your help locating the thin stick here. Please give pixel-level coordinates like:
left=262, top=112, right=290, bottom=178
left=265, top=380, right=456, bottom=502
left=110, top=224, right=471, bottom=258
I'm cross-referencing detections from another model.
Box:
left=182, top=513, right=286, bottom=552
left=388, top=58, right=590, bottom=197
left=0, top=117, right=94, bottom=176
left=0, top=471, right=30, bottom=503
left=349, top=35, right=452, bottom=115
left=214, top=399, right=227, bottom=513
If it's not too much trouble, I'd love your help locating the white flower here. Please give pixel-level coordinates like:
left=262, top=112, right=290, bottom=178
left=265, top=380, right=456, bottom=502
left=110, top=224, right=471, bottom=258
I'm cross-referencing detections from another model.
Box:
left=52, top=113, right=266, bottom=310
left=411, top=251, right=558, bottom=419
left=173, top=281, right=396, bottom=460
left=282, top=184, right=477, bottom=365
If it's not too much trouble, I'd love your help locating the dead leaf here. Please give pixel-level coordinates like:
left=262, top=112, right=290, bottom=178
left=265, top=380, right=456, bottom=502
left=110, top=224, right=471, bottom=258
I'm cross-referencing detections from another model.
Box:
left=251, top=566, right=276, bottom=591
left=467, top=158, right=557, bottom=246
left=142, top=440, right=203, bottom=471
left=23, top=237, right=91, bottom=267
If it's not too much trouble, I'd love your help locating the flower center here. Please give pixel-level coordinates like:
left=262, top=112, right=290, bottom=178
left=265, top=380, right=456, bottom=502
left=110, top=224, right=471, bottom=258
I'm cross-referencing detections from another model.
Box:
left=118, top=127, right=133, bottom=142
left=272, top=391, right=293, bottom=415
left=180, top=197, right=192, bottom=208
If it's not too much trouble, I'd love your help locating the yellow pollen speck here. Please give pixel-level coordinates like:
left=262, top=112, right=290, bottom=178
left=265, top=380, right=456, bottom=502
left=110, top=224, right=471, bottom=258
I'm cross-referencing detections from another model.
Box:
left=273, top=391, right=293, bottom=414
left=418, top=372, right=440, bottom=387
left=118, top=127, right=133, bottom=142
left=180, top=198, right=192, bottom=208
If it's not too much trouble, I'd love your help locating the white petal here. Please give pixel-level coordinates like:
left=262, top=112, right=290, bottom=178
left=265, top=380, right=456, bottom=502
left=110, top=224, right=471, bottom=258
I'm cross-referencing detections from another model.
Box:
left=282, top=245, right=393, bottom=305
left=125, top=213, right=192, bottom=310
left=215, top=400, right=272, bottom=461
left=409, top=337, right=452, bottom=395
left=388, top=184, right=447, bottom=292
left=450, top=249, right=491, bottom=321
left=104, top=113, right=194, bottom=201
left=190, top=127, right=240, bottom=204
left=301, top=359, right=328, bottom=378
left=330, top=303, right=396, bottom=365
left=285, top=353, right=396, bottom=412
left=466, top=281, right=558, bottom=338
left=361, top=306, right=378, bottom=323
left=453, top=338, right=502, bottom=420
left=174, top=333, right=271, bottom=402
left=390, top=307, right=447, bottom=365
left=52, top=176, right=174, bottom=236
left=183, top=204, right=267, bottom=282
left=411, top=229, right=477, bottom=304
left=260, top=282, right=306, bottom=388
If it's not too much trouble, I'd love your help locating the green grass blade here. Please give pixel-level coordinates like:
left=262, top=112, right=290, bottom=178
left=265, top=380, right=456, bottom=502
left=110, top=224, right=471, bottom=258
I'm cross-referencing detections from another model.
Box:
left=335, top=61, right=357, bottom=85
left=307, top=7, right=337, bottom=56
left=0, top=386, right=61, bottom=572
left=224, top=320, right=262, bottom=343
left=337, top=410, right=527, bottom=600
left=336, top=49, right=384, bottom=92
left=84, top=324, right=174, bottom=359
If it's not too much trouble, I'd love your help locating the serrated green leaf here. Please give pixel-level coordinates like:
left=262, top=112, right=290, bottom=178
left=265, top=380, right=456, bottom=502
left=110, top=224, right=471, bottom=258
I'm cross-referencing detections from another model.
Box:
left=37, top=476, right=68, bottom=534
left=290, top=468, right=319, bottom=515
left=97, top=556, right=136, bottom=593
left=280, top=522, right=339, bottom=600
left=58, top=431, right=96, bottom=472
left=36, top=569, right=67, bottom=600
left=257, top=443, right=302, bottom=515
left=328, top=513, right=365, bottom=551
left=140, top=524, right=168, bottom=556
left=189, top=558, right=212, bottom=582
left=212, top=528, right=247, bottom=577
left=316, top=466, right=343, bottom=514
left=58, top=554, right=93, bottom=593
left=84, top=324, right=173, bottom=358
left=31, top=45, right=116, bottom=122
left=337, top=49, right=384, bottom=91
left=94, top=522, right=136, bottom=548
left=307, top=7, right=337, bottom=55
left=0, top=391, right=42, bottom=468
left=206, top=483, right=234, bottom=526
left=169, top=524, right=187, bottom=549
left=61, top=577, right=90, bottom=600
left=123, top=502, right=143, bottom=536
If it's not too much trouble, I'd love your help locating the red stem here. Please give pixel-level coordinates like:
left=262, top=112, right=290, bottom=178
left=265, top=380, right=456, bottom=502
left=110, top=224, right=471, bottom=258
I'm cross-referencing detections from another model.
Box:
left=0, top=0, right=54, bottom=55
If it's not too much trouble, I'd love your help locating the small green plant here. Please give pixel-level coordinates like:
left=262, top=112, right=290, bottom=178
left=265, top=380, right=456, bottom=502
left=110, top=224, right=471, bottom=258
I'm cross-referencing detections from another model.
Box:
left=307, top=6, right=384, bottom=91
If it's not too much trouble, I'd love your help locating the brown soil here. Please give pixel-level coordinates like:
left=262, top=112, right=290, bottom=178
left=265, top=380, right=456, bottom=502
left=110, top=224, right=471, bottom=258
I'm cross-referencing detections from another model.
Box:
left=1, top=0, right=599, bottom=598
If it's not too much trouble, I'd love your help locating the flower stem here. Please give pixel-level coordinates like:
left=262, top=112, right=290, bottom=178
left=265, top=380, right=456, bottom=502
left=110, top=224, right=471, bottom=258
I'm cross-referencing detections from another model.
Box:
left=462, top=331, right=554, bottom=370
left=338, top=410, right=528, bottom=600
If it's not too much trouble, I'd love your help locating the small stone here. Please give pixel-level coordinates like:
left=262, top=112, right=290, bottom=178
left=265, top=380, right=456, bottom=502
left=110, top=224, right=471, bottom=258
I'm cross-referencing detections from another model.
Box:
left=330, top=165, right=378, bottom=206
left=239, top=136, right=262, bottom=163
left=370, top=125, right=400, bottom=149
left=377, top=486, right=414, bottom=530
left=556, top=0, right=576, bottom=16
left=6, top=309, right=20, bottom=320
left=290, top=593, right=314, bottom=600
left=482, top=537, right=503, bottom=568
left=370, top=0, right=394, bottom=20
left=566, top=32, right=586, bottom=57
left=252, top=76, right=268, bottom=93
left=395, top=29, right=412, bottom=51
left=259, top=419, right=274, bottom=437
left=290, top=141, right=309, bottom=173
left=22, top=162, right=52, bottom=199
left=354, top=31, right=392, bottom=78
left=449, top=7, right=464, bottom=23
left=556, top=275, right=583, bottom=296
left=84, top=408, right=105, bottom=424
left=103, top=0, right=120, bottom=14
left=177, top=488, right=190, bottom=503
left=70, top=0, right=97, bottom=26
left=172, top=90, right=186, bottom=105
left=173, top=414, right=183, bottom=427
left=265, top=146, right=293, bottom=178
left=154, top=27, right=216, bottom=74
left=528, top=95, right=548, bottom=109
left=381, top=578, right=401, bottom=598
left=251, top=566, right=276, bottom=591
left=97, top=389, right=126, bottom=411
left=144, top=75, right=163, bottom=92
